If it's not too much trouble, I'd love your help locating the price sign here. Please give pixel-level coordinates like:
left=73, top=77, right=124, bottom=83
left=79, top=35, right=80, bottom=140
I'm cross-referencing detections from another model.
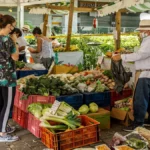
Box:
left=50, top=100, right=61, bottom=115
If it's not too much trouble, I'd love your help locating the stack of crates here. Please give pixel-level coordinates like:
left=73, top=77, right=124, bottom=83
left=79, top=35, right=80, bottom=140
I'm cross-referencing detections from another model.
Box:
left=13, top=87, right=55, bottom=137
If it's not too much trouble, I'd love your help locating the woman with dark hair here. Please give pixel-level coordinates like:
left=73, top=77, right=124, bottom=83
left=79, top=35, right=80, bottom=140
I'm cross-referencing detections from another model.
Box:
left=28, top=27, right=54, bottom=69
left=11, top=28, right=27, bottom=62
left=0, top=14, right=19, bottom=142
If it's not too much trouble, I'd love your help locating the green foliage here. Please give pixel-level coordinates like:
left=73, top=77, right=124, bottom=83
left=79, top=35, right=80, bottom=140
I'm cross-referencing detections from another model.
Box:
left=16, top=61, right=25, bottom=69
left=20, top=75, right=79, bottom=99
left=57, top=35, right=140, bottom=70
left=26, top=37, right=36, bottom=45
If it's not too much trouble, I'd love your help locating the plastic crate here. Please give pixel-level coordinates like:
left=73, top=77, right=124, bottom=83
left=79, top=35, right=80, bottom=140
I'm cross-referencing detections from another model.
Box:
left=16, top=70, right=48, bottom=79
left=32, top=95, right=55, bottom=104
left=12, top=106, right=28, bottom=129
left=111, top=89, right=133, bottom=107
left=14, top=87, right=21, bottom=107
left=14, top=87, right=55, bottom=112
left=83, top=91, right=111, bottom=107
left=56, top=94, right=83, bottom=109
left=40, top=115, right=100, bottom=150
left=27, top=113, right=41, bottom=138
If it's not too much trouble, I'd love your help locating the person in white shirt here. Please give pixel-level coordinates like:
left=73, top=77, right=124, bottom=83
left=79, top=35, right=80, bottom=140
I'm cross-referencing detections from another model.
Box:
left=14, top=28, right=27, bottom=62
left=28, top=27, right=54, bottom=69
left=21, top=25, right=30, bottom=37
left=112, top=14, right=150, bottom=131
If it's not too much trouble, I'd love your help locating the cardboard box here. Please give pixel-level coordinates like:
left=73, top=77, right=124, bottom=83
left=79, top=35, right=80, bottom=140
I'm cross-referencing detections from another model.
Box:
left=87, top=108, right=110, bottom=129
left=111, top=107, right=134, bottom=126
left=51, top=65, right=78, bottom=74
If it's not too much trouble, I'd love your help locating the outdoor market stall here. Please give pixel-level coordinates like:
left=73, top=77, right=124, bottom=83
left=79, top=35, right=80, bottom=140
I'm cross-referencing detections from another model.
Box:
left=2, top=0, right=150, bottom=149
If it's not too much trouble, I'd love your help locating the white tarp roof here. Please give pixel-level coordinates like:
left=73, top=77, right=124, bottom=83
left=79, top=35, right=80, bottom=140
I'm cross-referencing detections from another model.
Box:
left=0, top=0, right=122, bottom=7
left=0, top=0, right=70, bottom=6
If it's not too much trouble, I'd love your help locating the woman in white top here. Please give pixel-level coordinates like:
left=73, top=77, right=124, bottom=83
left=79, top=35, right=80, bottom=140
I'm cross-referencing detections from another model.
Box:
left=28, top=27, right=53, bottom=69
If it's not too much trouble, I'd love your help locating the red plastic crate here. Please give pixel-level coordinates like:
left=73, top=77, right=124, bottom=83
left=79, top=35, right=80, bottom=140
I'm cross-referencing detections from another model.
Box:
left=18, top=92, right=33, bottom=112
left=32, top=95, right=55, bottom=104
left=12, top=106, right=18, bottom=122
left=14, top=86, right=55, bottom=112
left=40, top=115, right=100, bottom=150
left=12, top=106, right=28, bottom=129
left=14, top=87, right=21, bottom=107
left=27, top=113, right=41, bottom=138
left=111, top=88, right=133, bottom=107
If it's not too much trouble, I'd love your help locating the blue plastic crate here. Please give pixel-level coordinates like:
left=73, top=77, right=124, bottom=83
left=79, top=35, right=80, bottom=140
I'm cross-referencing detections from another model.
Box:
left=56, top=94, right=83, bottom=109
left=17, top=70, right=48, bottom=79
left=83, top=91, right=111, bottom=107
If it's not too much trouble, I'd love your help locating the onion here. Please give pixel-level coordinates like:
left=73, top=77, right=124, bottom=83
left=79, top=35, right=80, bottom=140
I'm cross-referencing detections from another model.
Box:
left=111, top=82, right=115, bottom=86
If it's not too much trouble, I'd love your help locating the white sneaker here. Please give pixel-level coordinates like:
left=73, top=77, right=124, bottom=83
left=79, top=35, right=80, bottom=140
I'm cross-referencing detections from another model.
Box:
left=0, top=135, right=19, bottom=142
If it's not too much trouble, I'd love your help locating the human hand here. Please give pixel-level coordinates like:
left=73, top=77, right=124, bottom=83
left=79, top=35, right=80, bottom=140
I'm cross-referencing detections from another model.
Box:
left=112, top=54, right=121, bottom=61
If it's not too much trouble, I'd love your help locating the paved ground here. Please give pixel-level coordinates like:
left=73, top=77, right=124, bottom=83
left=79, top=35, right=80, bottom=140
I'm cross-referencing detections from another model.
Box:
left=0, top=119, right=131, bottom=150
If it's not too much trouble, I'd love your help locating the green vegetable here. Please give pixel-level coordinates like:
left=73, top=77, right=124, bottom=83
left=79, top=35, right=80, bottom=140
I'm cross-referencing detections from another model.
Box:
left=78, top=104, right=89, bottom=115
left=103, top=70, right=113, bottom=79
left=126, top=138, right=147, bottom=149
left=28, top=103, right=43, bottom=118
left=40, top=120, right=68, bottom=131
left=89, top=102, right=98, bottom=113
left=42, top=108, right=50, bottom=116
left=20, top=75, right=79, bottom=99
left=28, top=103, right=52, bottom=118
left=55, top=102, right=80, bottom=116
left=95, top=80, right=107, bottom=92
left=16, top=61, right=25, bottom=69
left=41, top=112, right=81, bottom=129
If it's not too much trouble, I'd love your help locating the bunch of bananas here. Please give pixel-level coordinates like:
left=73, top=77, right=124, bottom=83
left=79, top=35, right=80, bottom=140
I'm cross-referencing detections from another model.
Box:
left=53, top=47, right=66, bottom=52
left=53, top=45, right=79, bottom=52
left=69, top=45, right=79, bottom=51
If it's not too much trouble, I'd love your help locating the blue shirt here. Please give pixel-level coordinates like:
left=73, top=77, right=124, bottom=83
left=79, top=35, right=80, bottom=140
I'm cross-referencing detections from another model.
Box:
left=0, top=35, right=17, bottom=87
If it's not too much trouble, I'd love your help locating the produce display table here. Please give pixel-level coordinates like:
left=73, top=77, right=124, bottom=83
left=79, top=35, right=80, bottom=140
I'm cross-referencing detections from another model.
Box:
left=16, top=70, right=48, bottom=79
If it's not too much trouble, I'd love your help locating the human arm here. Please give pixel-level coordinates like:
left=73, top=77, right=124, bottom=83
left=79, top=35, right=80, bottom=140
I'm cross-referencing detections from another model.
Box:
left=28, top=38, right=42, bottom=53
left=112, top=38, right=150, bottom=62
left=10, top=34, right=19, bottom=61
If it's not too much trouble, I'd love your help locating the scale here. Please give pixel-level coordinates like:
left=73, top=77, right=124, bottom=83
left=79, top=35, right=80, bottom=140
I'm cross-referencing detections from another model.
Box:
left=87, top=42, right=102, bottom=46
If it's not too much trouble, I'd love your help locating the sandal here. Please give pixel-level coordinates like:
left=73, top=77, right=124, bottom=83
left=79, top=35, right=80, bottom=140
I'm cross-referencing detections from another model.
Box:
left=6, top=125, right=16, bottom=134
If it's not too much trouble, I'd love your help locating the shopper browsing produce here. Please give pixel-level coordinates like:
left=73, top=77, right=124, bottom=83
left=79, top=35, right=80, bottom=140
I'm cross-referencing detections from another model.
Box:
left=10, top=28, right=27, bottom=62
left=0, top=14, right=19, bottom=142
left=28, top=27, right=54, bottom=69
left=112, top=13, right=150, bottom=131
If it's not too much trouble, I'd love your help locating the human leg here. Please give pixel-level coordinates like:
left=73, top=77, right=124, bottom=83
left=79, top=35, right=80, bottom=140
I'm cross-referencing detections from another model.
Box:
left=0, top=87, right=18, bottom=141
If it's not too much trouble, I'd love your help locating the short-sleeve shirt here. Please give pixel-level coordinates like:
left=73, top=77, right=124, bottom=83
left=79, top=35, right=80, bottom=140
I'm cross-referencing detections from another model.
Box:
left=0, top=35, right=17, bottom=87
left=17, top=37, right=27, bottom=54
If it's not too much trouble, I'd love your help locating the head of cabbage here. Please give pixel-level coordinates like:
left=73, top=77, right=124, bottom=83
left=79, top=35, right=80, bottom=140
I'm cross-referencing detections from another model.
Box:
left=78, top=104, right=89, bottom=114
left=89, top=102, right=98, bottom=113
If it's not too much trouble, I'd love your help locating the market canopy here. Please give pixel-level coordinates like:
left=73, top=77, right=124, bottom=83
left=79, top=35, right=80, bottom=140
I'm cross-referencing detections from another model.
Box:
left=0, top=0, right=69, bottom=6
left=97, top=0, right=145, bottom=16
left=127, top=1, right=150, bottom=12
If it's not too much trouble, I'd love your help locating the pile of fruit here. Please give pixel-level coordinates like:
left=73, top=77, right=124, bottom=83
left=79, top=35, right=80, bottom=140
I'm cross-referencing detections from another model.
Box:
left=53, top=45, right=79, bottom=52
